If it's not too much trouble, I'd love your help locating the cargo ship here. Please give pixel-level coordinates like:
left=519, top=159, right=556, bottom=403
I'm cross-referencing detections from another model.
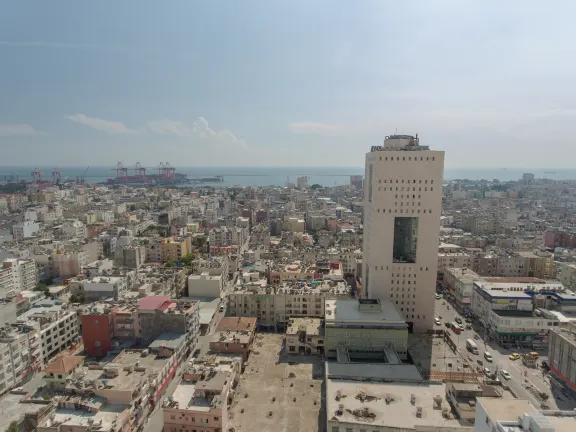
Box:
left=188, top=176, right=224, bottom=183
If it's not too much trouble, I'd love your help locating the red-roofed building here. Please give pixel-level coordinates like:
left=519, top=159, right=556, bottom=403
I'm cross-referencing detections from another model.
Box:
left=137, top=295, right=170, bottom=310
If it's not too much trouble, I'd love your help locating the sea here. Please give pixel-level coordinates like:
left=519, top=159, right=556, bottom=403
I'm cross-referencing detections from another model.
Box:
left=1, top=166, right=576, bottom=187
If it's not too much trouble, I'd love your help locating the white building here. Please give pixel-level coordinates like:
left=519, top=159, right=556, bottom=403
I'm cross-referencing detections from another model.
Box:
left=362, top=134, right=445, bottom=332
left=1, top=258, right=37, bottom=296
left=0, top=327, right=39, bottom=394
left=79, top=276, right=127, bottom=301
left=471, top=280, right=567, bottom=346
left=19, top=306, right=79, bottom=365
left=228, top=280, right=349, bottom=330
left=12, top=221, right=41, bottom=240
left=187, top=272, right=223, bottom=298
left=62, top=220, right=87, bottom=239
left=474, top=397, right=573, bottom=432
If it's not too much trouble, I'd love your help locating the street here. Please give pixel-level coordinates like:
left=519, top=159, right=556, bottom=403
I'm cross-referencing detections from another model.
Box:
left=434, top=296, right=576, bottom=410
left=142, top=276, right=232, bottom=432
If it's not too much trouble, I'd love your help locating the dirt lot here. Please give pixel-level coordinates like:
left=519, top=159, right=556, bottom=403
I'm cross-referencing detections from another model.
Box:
left=227, top=333, right=324, bottom=432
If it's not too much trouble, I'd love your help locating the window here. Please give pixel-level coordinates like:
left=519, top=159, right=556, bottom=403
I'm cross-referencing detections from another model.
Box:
left=393, top=217, right=418, bottom=263
left=201, top=419, right=209, bottom=424
left=93, top=320, right=98, bottom=324
left=289, top=346, right=295, bottom=352
left=368, top=164, right=374, bottom=202
left=94, top=341, right=101, bottom=347
left=214, top=417, right=219, bottom=421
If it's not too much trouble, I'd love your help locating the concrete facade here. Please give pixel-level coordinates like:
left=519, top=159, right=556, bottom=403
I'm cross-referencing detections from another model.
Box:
left=363, top=134, right=445, bottom=332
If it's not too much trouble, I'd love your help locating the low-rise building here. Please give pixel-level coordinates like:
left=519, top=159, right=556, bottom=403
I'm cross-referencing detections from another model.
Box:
left=228, top=280, right=349, bottom=331
left=187, top=272, right=223, bottom=298
left=163, top=355, right=241, bottom=432
left=209, top=317, right=256, bottom=361
left=471, top=279, right=574, bottom=346
left=324, top=298, right=409, bottom=361
left=43, top=355, right=85, bottom=389
left=286, top=317, right=324, bottom=355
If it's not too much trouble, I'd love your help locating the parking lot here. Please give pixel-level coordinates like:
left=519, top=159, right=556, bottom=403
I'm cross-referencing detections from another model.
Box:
left=227, top=333, right=324, bottom=432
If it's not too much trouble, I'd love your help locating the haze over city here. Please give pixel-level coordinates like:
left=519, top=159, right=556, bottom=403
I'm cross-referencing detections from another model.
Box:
left=2, top=1, right=576, bottom=167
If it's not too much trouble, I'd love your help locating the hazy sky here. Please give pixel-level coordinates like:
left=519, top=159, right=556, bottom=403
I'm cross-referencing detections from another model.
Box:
left=1, top=1, right=575, bottom=167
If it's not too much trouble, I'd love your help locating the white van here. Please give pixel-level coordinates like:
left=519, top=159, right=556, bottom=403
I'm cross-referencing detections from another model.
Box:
left=484, top=351, right=493, bottom=362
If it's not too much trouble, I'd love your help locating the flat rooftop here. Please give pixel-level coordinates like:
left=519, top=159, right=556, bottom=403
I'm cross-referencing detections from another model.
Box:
left=72, top=350, right=170, bottom=391
left=50, top=404, right=129, bottom=431
left=326, top=380, right=463, bottom=429
left=476, top=397, right=537, bottom=423
left=286, top=318, right=324, bottom=337
left=325, top=298, right=405, bottom=325
left=326, top=362, right=422, bottom=382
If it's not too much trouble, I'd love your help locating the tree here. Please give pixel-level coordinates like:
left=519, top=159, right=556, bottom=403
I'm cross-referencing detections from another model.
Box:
left=310, top=184, right=323, bottom=190
left=181, top=253, right=196, bottom=265
left=6, top=420, right=19, bottom=432
left=165, top=261, right=175, bottom=268
left=129, top=204, right=137, bottom=211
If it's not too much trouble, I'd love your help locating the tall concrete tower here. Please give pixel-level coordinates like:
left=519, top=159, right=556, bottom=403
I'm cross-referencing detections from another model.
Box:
left=362, top=134, right=445, bottom=332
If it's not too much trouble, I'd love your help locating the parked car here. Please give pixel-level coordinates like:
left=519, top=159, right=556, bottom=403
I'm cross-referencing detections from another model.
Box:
left=509, top=353, right=520, bottom=360
left=484, top=367, right=492, bottom=376
left=434, top=318, right=442, bottom=325
left=474, top=334, right=480, bottom=340
left=455, top=317, right=462, bottom=324
left=484, top=352, right=493, bottom=362
left=435, top=293, right=442, bottom=299
left=500, top=370, right=511, bottom=380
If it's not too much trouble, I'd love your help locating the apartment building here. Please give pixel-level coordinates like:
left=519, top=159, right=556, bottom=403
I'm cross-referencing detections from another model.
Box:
left=187, top=272, right=223, bottom=297
left=209, top=317, right=256, bottom=361
left=163, top=355, right=241, bottom=432
left=324, top=298, right=409, bottom=361
left=61, top=219, right=87, bottom=239
left=269, top=261, right=316, bottom=285
left=12, top=221, right=41, bottom=240
left=160, top=237, right=190, bottom=263
left=0, top=326, right=39, bottom=394
left=19, top=305, right=79, bottom=365
left=443, top=267, right=483, bottom=309
left=363, top=134, right=445, bottom=332
left=51, top=250, right=88, bottom=277
left=547, top=327, right=576, bottom=399
left=228, top=280, right=349, bottom=331
left=62, top=349, right=178, bottom=430
left=114, top=244, right=146, bottom=268
left=437, top=243, right=472, bottom=282
left=209, top=227, right=233, bottom=246
left=1, top=258, right=37, bottom=296
left=473, top=250, right=555, bottom=280
left=74, top=276, right=127, bottom=301
left=286, top=318, right=324, bottom=355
